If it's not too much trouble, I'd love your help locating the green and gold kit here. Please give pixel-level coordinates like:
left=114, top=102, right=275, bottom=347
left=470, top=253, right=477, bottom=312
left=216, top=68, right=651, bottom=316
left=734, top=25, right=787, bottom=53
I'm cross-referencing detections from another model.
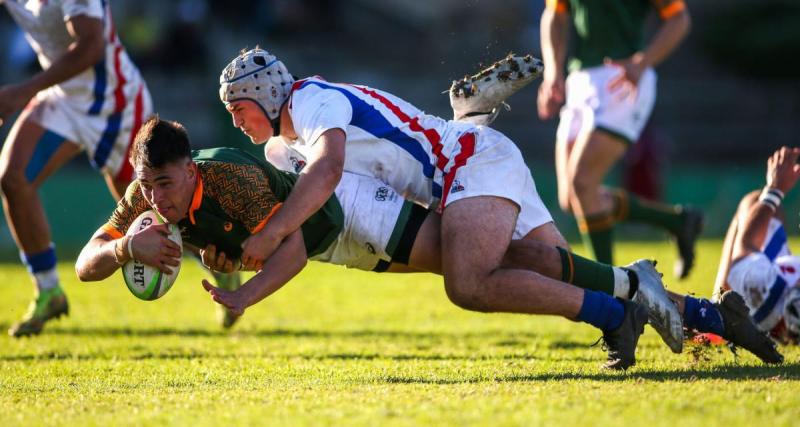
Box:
left=548, top=0, right=686, bottom=72
left=102, top=147, right=344, bottom=258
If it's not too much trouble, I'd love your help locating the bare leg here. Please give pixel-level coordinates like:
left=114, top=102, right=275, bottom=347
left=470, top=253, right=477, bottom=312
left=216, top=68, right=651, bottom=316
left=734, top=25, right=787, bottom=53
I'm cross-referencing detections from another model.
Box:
left=566, top=129, right=627, bottom=263
left=2, top=114, right=82, bottom=337
left=555, top=136, right=575, bottom=213
left=0, top=116, right=82, bottom=253
left=567, top=130, right=627, bottom=219
left=440, top=196, right=582, bottom=316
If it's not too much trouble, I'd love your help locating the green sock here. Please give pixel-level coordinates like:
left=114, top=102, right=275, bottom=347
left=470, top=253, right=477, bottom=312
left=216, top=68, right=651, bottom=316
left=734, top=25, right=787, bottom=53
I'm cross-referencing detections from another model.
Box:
left=578, top=213, right=614, bottom=264
left=556, top=247, right=615, bottom=295
left=614, top=189, right=684, bottom=235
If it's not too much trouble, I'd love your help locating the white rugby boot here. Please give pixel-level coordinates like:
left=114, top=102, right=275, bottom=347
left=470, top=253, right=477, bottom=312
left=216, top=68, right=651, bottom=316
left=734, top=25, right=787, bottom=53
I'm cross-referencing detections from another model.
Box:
left=626, top=259, right=684, bottom=354
left=449, top=54, right=544, bottom=127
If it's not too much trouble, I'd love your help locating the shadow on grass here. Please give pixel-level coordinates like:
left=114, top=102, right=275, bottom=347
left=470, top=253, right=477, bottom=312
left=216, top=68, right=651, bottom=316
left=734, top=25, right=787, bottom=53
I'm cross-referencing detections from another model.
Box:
left=24, top=325, right=554, bottom=341
left=378, top=363, right=800, bottom=384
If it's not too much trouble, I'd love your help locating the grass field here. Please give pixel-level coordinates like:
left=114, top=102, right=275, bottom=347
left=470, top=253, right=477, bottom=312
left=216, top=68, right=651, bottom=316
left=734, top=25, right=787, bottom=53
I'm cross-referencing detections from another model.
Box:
left=1, top=239, right=799, bottom=426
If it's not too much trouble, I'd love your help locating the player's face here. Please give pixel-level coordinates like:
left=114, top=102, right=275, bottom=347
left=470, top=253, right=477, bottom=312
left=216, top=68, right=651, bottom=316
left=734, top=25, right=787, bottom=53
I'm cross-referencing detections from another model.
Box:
left=136, top=159, right=196, bottom=224
left=226, top=100, right=272, bottom=144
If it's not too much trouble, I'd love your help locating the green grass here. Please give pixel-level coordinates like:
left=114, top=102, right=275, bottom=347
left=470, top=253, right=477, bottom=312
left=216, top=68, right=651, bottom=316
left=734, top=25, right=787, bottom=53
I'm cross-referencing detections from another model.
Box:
left=1, top=239, right=799, bottom=426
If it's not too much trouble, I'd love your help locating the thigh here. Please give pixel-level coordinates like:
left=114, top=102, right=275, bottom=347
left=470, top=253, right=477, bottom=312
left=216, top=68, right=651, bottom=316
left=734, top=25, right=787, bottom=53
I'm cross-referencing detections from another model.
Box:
left=513, top=170, right=555, bottom=239
left=0, top=112, right=82, bottom=187
left=568, top=128, right=628, bottom=187
left=520, top=221, right=568, bottom=249
left=441, top=196, right=519, bottom=281
left=401, top=210, right=442, bottom=274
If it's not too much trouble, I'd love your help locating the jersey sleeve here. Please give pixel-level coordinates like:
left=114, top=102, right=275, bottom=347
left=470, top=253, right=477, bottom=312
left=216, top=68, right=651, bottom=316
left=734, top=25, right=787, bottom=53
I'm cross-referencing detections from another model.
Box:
left=650, top=0, right=686, bottom=19
left=101, top=181, right=152, bottom=239
left=545, top=0, right=569, bottom=13
left=200, top=163, right=283, bottom=234
left=290, top=83, right=353, bottom=146
left=61, top=0, right=105, bottom=21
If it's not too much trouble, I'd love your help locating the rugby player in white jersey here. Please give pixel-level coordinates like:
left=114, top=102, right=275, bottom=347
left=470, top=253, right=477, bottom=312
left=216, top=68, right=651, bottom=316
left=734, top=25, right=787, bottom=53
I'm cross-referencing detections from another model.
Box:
left=0, top=0, right=152, bottom=336
left=209, top=48, right=782, bottom=367
left=703, top=147, right=800, bottom=346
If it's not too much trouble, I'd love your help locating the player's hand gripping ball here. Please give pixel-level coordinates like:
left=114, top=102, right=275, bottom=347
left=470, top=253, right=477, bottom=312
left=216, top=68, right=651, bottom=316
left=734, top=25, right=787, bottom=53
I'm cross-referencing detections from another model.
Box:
left=122, top=211, right=182, bottom=300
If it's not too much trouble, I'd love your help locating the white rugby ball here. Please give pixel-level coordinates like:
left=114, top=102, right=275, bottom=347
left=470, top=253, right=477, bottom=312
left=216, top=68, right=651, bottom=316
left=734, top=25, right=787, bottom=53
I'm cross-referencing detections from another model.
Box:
left=122, top=210, right=182, bottom=300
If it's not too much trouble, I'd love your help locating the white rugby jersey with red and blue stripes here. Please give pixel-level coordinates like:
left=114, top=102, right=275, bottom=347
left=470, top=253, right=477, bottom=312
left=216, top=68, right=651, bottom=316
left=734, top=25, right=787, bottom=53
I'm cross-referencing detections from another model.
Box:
left=3, top=0, right=148, bottom=176
left=753, top=218, right=794, bottom=333
left=287, top=76, right=479, bottom=208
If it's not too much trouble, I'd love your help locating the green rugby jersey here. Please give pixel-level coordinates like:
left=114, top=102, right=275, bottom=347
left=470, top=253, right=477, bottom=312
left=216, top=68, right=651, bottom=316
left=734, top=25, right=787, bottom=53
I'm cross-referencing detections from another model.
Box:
left=549, top=0, right=685, bottom=72
left=102, top=147, right=344, bottom=258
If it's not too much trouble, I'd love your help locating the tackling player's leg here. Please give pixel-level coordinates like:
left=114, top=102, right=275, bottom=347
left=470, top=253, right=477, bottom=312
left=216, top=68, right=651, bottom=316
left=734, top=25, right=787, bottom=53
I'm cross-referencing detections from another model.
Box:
left=1, top=114, right=82, bottom=337
left=439, top=195, right=648, bottom=370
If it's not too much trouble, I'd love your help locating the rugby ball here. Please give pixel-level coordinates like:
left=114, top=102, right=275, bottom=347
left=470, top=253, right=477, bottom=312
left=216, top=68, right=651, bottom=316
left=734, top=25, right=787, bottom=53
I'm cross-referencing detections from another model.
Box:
left=122, top=210, right=182, bottom=300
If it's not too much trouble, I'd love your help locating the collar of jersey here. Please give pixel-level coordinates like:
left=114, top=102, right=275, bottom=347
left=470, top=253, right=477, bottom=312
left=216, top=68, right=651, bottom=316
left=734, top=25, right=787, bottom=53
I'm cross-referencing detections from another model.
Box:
left=188, top=169, right=204, bottom=225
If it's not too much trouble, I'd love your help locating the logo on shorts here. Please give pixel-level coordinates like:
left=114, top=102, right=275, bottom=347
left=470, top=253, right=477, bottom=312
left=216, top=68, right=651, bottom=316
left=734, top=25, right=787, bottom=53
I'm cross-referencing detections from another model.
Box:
left=290, top=156, right=306, bottom=173
left=375, top=186, right=391, bottom=202
left=365, top=242, right=376, bottom=254
left=450, top=180, right=465, bottom=194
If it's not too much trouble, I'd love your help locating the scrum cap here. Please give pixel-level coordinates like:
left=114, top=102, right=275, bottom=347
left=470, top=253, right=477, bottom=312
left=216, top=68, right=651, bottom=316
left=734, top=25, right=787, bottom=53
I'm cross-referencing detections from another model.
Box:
left=219, top=48, right=294, bottom=130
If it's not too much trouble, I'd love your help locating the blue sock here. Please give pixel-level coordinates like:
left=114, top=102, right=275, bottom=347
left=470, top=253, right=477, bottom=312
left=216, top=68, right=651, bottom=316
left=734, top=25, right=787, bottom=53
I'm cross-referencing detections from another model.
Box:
left=576, top=289, right=625, bottom=331
left=21, top=245, right=60, bottom=291
left=683, top=296, right=725, bottom=335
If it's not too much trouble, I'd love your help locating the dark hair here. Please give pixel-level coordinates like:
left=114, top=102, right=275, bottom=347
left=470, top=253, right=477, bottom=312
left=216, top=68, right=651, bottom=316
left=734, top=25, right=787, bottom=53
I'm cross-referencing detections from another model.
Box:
left=129, top=115, right=191, bottom=169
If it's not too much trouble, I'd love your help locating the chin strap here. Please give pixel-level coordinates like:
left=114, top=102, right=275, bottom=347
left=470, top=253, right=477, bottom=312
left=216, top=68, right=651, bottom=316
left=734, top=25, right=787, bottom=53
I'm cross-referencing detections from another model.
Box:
left=270, top=116, right=281, bottom=137
left=270, top=98, right=291, bottom=137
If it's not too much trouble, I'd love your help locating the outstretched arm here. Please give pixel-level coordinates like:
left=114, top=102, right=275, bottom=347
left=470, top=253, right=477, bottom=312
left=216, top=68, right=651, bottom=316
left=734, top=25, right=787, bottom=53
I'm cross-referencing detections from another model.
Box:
left=203, top=228, right=307, bottom=315
left=239, top=128, right=345, bottom=270
left=0, top=14, right=105, bottom=125
left=731, top=147, right=800, bottom=261
left=76, top=225, right=182, bottom=281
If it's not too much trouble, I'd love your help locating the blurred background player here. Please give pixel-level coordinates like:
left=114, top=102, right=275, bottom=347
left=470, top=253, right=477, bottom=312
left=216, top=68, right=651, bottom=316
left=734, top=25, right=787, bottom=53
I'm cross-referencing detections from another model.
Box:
left=709, top=147, right=800, bottom=345
left=0, top=0, right=152, bottom=337
left=537, top=0, right=703, bottom=278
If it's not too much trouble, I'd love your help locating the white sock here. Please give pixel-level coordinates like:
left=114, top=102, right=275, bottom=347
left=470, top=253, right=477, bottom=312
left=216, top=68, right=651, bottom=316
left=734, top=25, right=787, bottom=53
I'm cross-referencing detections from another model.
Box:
left=612, top=267, right=631, bottom=299
left=34, top=268, right=60, bottom=292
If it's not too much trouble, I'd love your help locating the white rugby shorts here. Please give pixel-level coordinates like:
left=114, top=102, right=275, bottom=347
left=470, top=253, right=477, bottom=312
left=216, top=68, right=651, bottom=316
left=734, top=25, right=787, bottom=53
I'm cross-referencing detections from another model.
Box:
left=312, top=172, right=416, bottom=271
left=438, top=126, right=554, bottom=239
left=26, top=83, right=153, bottom=180
left=556, top=63, right=656, bottom=145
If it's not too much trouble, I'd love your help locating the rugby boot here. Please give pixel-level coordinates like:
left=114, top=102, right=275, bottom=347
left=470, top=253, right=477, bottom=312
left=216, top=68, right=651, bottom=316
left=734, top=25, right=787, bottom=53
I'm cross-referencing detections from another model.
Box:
left=213, top=271, right=243, bottom=329
left=9, top=287, right=69, bottom=337
left=626, top=259, right=684, bottom=353
left=673, top=207, right=704, bottom=280
left=601, top=299, right=649, bottom=370
left=716, top=291, right=783, bottom=364
left=450, top=54, right=544, bottom=126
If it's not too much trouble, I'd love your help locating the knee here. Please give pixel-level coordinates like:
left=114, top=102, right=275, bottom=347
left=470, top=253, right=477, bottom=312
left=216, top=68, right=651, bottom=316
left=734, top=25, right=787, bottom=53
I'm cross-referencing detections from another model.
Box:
left=0, top=168, right=30, bottom=198
left=444, top=276, right=491, bottom=313
left=569, top=171, right=596, bottom=198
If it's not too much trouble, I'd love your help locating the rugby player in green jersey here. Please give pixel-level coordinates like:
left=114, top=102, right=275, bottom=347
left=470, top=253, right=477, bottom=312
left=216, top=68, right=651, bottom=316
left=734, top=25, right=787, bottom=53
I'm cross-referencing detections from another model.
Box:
left=538, top=0, right=702, bottom=278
